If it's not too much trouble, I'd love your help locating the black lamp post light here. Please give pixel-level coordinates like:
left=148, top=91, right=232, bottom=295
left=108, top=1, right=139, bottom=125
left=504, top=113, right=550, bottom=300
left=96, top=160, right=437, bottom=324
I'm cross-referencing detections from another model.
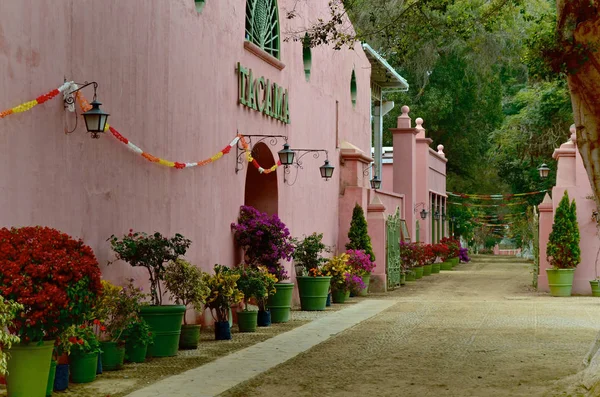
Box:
left=235, top=135, right=334, bottom=184
left=64, top=81, right=110, bottom=139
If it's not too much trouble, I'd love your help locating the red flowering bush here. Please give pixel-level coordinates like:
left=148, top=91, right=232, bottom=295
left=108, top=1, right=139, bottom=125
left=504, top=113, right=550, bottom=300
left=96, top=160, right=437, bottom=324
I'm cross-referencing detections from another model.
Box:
left=432, top=243, right=451, bottom=262
left=0, top=226, right=102, bottom=342
left=440, top=237, right=460, bottom=259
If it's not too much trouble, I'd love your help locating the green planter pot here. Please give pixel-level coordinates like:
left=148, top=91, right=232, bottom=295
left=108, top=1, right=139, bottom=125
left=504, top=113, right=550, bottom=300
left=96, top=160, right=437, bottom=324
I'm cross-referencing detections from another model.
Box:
left=590, top=280, right=600, bottom=297
left=331, top=289, right=347, bottom=303
left=140, top=305, right=186, bottom=357
left=406, top=271, right=416, bottom=281
left=297, top=276, right=332, bottom=311
left=6, top=340, right=54, bottom=397
left=431, top=263, right=441, bottom=273
left=179, top=324, right=201, bottom=349
left=400, top=273, right=406, bottom=285
left=46, top=360, right=57, bottom=397
left=100, top=341, right=125, bottom=371
left=267, top=283, right=294, bottom=323
left=414, top=266, right=424, bottom=279
left=358, top=274, right=371, bottom=296
left=450, top=257, right=459, bottom=267
left=237, top=310, right=258, bottom=333
left=125, top=343, right=148, bottom=363
left=345, top=290, right=350, bottom=299
left=441, top=261, right=453, bottom=271
left=547, top=268, right=575, bottom=297
left=422, top=264, right=432, bottom=276
left=70, top=352, right=98, bottom=383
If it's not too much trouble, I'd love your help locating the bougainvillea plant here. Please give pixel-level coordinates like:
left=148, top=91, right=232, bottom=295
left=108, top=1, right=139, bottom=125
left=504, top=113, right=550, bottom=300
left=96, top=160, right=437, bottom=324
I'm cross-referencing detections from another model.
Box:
left=399, top=241, right=419, bottom=271
left=108, top=231, right=191, bottom=306
left=432, top=243, right=451, bottom=262
left=346, top=249, right=375, bottom=275
left=231, top=206, right=295, bottom=280
left=344, top=272, right=366, bottom=292
left=0, top=226, right=102, bottom=342
left=459, top=247, right=471, bottom=263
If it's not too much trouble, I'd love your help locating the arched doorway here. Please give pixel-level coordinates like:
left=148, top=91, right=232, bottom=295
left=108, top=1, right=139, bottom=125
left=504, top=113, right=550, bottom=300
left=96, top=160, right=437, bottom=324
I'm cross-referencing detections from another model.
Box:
left=244, top=142, right=278, bottom=215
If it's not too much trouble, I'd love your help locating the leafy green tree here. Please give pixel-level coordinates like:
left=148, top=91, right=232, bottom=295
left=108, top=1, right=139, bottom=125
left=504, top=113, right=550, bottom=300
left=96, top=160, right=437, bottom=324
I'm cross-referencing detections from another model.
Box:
left=346, top=204, right=375, bottom=262
left=547, top=191, right=580, bottom=269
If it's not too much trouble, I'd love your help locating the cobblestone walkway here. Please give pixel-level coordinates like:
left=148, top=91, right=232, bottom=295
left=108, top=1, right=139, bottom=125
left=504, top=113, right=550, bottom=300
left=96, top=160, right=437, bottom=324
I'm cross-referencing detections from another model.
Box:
left=220, top=256, right=600, bottom=397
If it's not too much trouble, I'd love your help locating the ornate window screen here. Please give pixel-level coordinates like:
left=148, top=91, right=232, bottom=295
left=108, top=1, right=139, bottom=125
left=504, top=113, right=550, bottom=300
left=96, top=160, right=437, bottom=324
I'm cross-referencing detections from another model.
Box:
left=245, top=0, right=280, bottom=59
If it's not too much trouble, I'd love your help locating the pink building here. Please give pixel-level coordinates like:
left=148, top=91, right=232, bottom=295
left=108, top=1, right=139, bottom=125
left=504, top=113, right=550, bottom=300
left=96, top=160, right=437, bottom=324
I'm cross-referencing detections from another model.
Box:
left=538, top=125, right=600, bottom=294
left=0, top=0, right=447, bottom=307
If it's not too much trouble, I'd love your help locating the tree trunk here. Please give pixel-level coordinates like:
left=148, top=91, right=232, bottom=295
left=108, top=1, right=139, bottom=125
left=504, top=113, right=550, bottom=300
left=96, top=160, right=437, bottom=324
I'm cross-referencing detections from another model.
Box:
left=558, top=5, right=600, bottom=202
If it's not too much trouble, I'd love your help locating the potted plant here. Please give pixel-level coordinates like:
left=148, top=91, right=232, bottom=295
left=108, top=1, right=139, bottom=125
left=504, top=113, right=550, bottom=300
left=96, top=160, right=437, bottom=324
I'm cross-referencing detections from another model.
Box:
left=399, top=241, right=418, bottom=281
left=235, top=266, right=277, bottom=330
left=0, top=297, right=22, bottom=377
left=346, top=249, right=375, bottom=296
left=121, top=319, right=154, bottom=363
left=68, top=325, right=101, bottom=384
left=293, top=233, right=332, bottom=311
left=546, top=191, right=581, bottom=297
left=459, top=247, right=471, bottom=263
left=231, top=206, right=295, bottom=323
left=95, top=279, right=147, bottom=370
left=432, top=243, right=450, bottom=273
left=441, top=237, right=460, bottom=267
left=323, top=254, right=365, bottom=303
left=419, top=244, right=435, bottom=276
left=52, top=326, right=80, bottom=392
left=108, top=230, right=191, bottom=357
left=0, top=226, right=102, bottom=397
left=203, top=265, right=244, bottom=340
left=164, top=259, right=210, bottom=349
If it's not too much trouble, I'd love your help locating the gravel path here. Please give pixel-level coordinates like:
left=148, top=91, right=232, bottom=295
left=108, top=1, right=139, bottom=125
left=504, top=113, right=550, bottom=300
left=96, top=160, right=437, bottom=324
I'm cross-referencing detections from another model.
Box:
left=222, top=256, right=600, bottom=397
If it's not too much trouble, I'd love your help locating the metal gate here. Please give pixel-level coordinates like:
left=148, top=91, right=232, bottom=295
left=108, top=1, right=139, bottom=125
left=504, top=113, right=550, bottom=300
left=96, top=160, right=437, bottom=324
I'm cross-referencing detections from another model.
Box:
left=386, top=208, right=402, bottom=290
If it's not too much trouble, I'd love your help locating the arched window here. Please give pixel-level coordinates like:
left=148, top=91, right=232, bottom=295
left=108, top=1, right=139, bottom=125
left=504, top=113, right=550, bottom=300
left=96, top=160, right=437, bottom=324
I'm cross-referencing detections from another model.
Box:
left=195, top=0, right=205, bottom=12
left=245, top=0, right=280, bottom=59
left=350, top=69, right=357, bottom=106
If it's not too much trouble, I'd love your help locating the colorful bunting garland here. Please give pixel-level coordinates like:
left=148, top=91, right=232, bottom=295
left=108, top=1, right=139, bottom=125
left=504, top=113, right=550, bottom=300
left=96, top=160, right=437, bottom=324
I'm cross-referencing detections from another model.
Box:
left=0, top=82, right=282, bottom=174
left=0, top=82, right=72, bottom=119
left=448, top=201, right=529, bottom=207
left=446, top=190, right=547, bottom=200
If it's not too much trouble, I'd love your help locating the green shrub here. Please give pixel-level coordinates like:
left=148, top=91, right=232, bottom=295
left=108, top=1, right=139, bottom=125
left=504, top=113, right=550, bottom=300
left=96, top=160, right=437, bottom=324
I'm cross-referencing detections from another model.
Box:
left=546, top=191, right=580, bottom=269
left=346, top=204, right=375, bottom=262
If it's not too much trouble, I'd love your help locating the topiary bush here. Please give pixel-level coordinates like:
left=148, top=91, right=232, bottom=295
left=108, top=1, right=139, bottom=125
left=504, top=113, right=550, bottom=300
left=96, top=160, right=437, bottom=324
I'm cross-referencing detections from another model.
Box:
left=346, top=204, right=375, bottom=262
left=547, top=191, right=581, bottom=269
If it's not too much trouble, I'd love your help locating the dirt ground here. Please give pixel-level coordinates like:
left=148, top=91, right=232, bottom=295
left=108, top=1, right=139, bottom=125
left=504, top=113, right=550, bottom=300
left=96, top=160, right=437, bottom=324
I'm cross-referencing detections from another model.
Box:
left=223, top=256, right=600, bottom=397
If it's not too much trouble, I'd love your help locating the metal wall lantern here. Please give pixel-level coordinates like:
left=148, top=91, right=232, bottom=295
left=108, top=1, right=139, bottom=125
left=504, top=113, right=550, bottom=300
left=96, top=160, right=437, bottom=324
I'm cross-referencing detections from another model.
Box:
left=370, top=176, right=382, bottom=190
left=442, top=211, right=447, bottom=221
left=64, top=81, right=110, bottom=138
left=277, top=143, right=295, bottom=166
left=538, top=163, right=550, bottom=179
left=433, top=210, right=440, bottom=221
left=414, top=202, right=428, bottom=220
left=235, top=135, right=333, bottom=185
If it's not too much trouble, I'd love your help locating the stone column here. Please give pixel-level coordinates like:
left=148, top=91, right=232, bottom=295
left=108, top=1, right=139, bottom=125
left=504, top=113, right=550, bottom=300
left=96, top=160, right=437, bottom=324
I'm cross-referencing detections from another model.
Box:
left=415, top=118, right=432, bottom=243
left=367, top=195, right=387, bottom=292
left=390, top=106, right=418, bottom=239
left=537, top=193, right=554, bottom=291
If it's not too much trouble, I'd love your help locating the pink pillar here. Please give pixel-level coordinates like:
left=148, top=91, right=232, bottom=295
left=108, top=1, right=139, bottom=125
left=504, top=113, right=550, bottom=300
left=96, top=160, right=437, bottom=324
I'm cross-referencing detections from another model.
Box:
left=367, top=196, right=387, bottom=292
left=391, top=106, right=417, bottom=239
left=415, top=119, right=432, bottom=243
left=537, top=194, right=553, bottom=291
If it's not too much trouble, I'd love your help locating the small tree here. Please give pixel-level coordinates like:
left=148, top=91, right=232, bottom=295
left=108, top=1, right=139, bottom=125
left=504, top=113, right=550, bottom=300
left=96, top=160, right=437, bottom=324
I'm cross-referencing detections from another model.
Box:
left=547, top=191, right=581, bottom=269
left=346, top=204, right=375, bottom=261
left=164, top=259, right=210, bottom=325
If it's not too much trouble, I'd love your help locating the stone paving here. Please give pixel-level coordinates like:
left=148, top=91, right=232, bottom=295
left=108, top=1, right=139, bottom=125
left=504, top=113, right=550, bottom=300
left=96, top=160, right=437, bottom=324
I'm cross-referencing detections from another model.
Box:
left=221, top=256, right=600, bottom=397
left=126, top=299, right=397, bottom=397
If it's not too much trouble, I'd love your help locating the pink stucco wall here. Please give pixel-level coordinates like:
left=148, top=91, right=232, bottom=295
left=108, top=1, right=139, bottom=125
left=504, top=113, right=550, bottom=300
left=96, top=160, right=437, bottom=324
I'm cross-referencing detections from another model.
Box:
left=0, top=0, right=372, bottom=313
left=538, top=129, right=600, bottom=295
